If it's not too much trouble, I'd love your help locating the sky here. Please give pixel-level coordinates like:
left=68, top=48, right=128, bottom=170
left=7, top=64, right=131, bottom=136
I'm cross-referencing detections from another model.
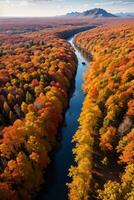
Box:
left=0, top=0, right=134, bottom=17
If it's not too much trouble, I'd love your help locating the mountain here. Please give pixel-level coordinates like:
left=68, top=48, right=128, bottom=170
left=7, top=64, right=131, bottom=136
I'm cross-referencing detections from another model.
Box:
left=66, top=8, right=117, bottom=18
left=116, top=12, right=134, bottom=18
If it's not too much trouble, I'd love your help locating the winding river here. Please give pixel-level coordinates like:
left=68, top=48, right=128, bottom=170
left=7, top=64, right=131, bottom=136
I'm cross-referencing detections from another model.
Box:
left=37, top=34, right=89, bottom=200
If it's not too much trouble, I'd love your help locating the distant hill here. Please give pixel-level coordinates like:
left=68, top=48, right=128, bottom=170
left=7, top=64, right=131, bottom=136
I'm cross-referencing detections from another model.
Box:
left=66, top=8, right=117, bottom=18
left=116, top=12, right=134, bottom=18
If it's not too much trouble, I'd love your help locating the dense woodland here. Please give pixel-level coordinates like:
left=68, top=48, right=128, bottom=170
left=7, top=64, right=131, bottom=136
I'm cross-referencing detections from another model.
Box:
left=0, top=18, right=134, bottom=200
left=0, top=17, right=109, bottom=34
left=68, top=22, right=134, bottom=199
left=0, top=26, right=79, bottom=199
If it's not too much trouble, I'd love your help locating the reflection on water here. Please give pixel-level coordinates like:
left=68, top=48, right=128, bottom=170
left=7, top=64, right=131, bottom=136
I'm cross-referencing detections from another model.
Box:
left=81, top=49, right=92, bottom=61
left=74, top=43, right=92, bottom=62
left=37, top=34, right=90, bottom=200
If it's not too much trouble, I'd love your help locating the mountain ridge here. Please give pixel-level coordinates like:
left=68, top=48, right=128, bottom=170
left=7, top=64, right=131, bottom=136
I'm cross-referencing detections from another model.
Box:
left=116, top=12, right=134, bottom=18
left=66, top=8, right=117, bottom=18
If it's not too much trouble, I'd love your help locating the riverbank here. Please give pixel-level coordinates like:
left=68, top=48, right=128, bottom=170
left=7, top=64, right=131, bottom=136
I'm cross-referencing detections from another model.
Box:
left=37, top=34, right=90, bottom=200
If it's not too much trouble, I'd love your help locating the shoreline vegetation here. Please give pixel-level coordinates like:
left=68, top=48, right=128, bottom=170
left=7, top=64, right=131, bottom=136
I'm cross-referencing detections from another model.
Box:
left=0, top=26, right=81, bottom=200
left=0, top=18, right=133, bottom=200
left=68, top=22, right=134, bottom=199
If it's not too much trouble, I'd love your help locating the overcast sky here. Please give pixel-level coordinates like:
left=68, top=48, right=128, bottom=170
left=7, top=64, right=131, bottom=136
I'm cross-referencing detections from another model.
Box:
left=0, top=0, right=134, bottom=17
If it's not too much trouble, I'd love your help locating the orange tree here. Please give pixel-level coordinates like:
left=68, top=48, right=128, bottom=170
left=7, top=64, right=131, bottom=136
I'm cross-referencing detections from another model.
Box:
left=0, top=27, right=78, bottom=199
left=68, top=22, right=134, bottom=199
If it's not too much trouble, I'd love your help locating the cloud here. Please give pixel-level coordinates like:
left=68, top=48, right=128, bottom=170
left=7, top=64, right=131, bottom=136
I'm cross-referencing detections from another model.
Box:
left=0, top=0, right=53, bottom=4
left=94, top=0, right=134, bottom=7
left=120, top=0, right=134, bottom=1
left=0, top=0, right=134, bottom=17
left=0, top=0, right=57, bottom=7
left=1, top=0, right=134, bottom=6
left=113, top=0, right=134, bottom=1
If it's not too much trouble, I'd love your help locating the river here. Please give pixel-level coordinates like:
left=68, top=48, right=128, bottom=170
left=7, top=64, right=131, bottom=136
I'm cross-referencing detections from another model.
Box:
left=37, top=34, right=89, bottom=200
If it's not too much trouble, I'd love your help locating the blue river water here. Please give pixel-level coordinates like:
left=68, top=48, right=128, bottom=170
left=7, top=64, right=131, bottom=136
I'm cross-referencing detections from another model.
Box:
left=37, top=35, right=89, bottom=200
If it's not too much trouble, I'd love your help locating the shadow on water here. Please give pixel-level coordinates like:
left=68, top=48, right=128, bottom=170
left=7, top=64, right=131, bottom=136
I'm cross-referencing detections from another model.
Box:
left=37, top=34, right=90, bottom=200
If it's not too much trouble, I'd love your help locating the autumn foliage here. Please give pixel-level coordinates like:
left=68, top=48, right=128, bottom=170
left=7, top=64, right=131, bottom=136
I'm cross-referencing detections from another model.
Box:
left=0, top=27, right=77, bottom=199
left=68, top=22, right=134, bottom=199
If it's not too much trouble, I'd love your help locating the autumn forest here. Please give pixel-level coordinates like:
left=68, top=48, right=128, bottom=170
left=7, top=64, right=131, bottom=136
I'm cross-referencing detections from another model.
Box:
left=0, top=8, right=134, bottom=200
